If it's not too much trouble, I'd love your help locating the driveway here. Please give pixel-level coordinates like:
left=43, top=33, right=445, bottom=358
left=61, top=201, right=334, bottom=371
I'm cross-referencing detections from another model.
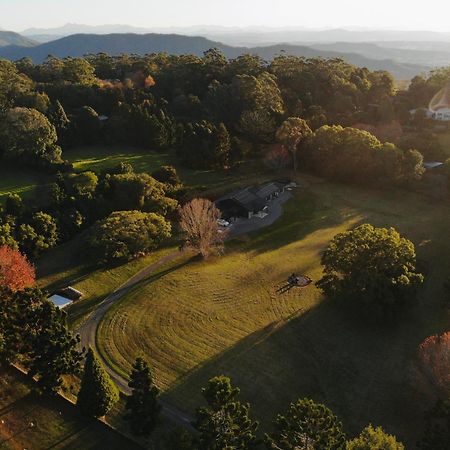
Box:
left=228, top=190, right=293, bottom=236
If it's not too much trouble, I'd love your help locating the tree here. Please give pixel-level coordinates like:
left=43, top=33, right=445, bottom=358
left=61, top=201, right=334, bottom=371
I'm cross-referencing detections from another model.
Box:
left=18, top=212, right=59, bottom=257
left=264, top=144, right=291, bottom=171
left=195, top=376, right=259, bottom=450
left=276, top=118, right=312, bottom=171
left=0, top=245, right=35, bottom=291
left=0, top=107, right=62, bottom=166
left=88, top=211, right=171, bottom=263
left=26, top=298, right=82, bottom=393
left=417, top=332, right=450, bottom=400
left=317, top=224, right=424, bottom=318
left=0, top=59, right=33, bottom=109
left=179, top=198, right=225, bottom=258
left=239, top=109, right=276, bottom=143
left=125, top=357, right=161, bottom=435
left=265, top=398, right=346, bottom=450
left=77, top=348, right=119, bottom=417
left=346, top=425, right=404, bottom=450
left=418, top=399, right=450, bottom=450
left=151, top=165, right=181, bottom=188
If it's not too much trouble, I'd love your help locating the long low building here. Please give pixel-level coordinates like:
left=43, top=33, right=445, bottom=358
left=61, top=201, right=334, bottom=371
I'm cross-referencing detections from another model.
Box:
left=216, top=182, right=286, bottom=220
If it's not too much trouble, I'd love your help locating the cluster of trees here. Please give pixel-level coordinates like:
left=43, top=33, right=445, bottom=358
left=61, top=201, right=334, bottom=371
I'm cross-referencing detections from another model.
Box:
left=0, top=163, right=180, bottom=262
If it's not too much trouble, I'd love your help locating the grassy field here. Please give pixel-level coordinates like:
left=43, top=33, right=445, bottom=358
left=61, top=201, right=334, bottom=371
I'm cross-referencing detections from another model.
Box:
left=96, top=178, right=450, bottom=447
left=0, top=163, right=50, bottom=204
left=0, top=367, right=141, bottom=450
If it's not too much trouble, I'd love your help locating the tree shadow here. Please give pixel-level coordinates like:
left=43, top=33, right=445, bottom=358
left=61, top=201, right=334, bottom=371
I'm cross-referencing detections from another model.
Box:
left=161, top=297, right=430, bottom=447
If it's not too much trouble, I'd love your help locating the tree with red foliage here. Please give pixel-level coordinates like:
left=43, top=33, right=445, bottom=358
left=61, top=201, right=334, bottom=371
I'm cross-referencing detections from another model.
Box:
left=0, top=245, right=35, bottom=291
left=418, top=332, right=450, bottom=400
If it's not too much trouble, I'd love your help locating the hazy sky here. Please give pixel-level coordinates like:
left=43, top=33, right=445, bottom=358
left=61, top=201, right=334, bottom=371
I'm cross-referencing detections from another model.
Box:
left=2, top=0, right=450, bottom=32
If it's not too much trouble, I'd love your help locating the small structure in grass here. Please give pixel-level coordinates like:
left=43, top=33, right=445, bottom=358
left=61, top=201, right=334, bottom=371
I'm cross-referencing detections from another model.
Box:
left=277, top=273, right=313, bottom=294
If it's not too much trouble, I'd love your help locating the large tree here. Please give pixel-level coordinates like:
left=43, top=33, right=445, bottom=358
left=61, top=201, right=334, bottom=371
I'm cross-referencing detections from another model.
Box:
left=77, top=348, right=119, bottom=418
left=195, top=376, right=259, bottom=450
left=265, top=398, right=346, bottom=450
left=179, top=198, right=224, bottom=258
left=0, top=107, right=62, bottom=166
left=346, top=425, right=404, bottom=450
left=317, top=224, right=424, bottom=318
left=88, top=210, right=171, bottom=263
left=125, top=357, right=161, bottom=436
left=276, top=117, right=312, bottom=171
left=0, top=245, right=35, bottom=291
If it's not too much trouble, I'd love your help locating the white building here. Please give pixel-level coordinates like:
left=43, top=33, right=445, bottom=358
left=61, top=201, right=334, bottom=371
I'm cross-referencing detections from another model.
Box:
left=428, top=83, right=450, bottom=121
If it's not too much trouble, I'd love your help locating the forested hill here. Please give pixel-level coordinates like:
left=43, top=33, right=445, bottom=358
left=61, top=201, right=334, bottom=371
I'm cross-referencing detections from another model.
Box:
left=0, top=32, right=426, bottom=79
left=0, top=30, right=37, bottom=47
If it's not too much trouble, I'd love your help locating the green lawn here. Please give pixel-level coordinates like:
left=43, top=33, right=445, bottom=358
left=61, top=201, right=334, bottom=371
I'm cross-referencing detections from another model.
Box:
left=0, top=163, right=51, bottom=204
left=96, top=178, right=450, bottom=447
left=0, top=367, right=141, bottom=450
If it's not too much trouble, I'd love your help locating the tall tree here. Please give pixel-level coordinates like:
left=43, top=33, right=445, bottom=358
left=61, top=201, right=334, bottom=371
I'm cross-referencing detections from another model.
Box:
left=195, top=376, right=259, bottom=450
left=179, top=198, right=224, bottom=258
left=77, top=348, right=119, bottom=418
left=0, top=245, right=35, bottom=291
left=125, top=357, right=161, bottom=435
left=265, top=398, right=346, bottom=450
left=26, top=299, right=82, bottom=393
left=276, top=117, right=312, bottom=171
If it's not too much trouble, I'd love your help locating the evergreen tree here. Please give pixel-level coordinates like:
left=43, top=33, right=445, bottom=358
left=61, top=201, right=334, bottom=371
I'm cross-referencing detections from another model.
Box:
left=125, top=357, right=161, bottom=435
left=77, top=348, right=119, bottom=417
left=266, top=398, right=346, bottom=450
left=48, top=99, right=69, bottom=131
left=26, top=299, right=82, bottom=393
left=195, top=376, right=259, bottom=450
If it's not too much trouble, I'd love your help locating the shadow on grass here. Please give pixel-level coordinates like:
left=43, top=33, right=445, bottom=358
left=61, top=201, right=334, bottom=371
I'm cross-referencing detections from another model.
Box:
left=161, top=296, right=431, bottom=448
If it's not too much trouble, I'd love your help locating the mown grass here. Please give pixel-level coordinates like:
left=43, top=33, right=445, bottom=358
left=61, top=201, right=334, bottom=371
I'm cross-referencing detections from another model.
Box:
left=97, top=178, right=450, bottom=447
left=0, top=366, right=141, bottom=450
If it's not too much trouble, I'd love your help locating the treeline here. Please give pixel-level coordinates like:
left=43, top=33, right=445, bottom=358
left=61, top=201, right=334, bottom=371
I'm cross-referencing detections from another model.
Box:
left=1, top=51, right=439, bottom=173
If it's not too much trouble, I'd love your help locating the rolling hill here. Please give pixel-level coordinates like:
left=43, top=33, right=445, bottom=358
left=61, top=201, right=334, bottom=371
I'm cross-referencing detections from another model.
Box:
left=0, top=30, right=36, bottom=47
left=0, top=32, right=427, bottom=79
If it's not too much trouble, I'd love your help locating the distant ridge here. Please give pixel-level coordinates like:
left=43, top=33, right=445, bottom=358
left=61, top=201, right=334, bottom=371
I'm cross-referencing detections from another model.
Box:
left=0, top=30, right=37, bottom=47
left=0, top=32, right=427, bottom=79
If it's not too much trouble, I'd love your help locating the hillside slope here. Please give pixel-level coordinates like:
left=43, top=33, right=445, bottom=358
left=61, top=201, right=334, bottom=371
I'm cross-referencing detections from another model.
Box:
left=0, top=30, right=36, bottom=47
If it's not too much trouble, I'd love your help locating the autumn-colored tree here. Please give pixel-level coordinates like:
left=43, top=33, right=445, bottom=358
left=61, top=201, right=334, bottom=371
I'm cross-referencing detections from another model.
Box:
left=417, top=332, right=450, bottom=400
left=179, top=198, right=225, bottom=259
left=0, top=245, right=35, bottom=291
left=264, top=144, right=291, bottom=171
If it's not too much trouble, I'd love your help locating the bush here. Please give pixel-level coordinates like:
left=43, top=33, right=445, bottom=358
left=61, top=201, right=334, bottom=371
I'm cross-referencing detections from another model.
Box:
left=88, top=210, right=171, bottom=262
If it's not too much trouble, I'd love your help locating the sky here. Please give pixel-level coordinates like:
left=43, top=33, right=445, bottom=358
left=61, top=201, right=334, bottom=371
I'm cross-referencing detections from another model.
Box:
left=2, top=0, right=450, bottom=32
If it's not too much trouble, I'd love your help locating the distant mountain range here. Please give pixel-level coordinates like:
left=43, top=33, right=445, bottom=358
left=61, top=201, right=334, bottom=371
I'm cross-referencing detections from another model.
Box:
left=0, top=32, right=428, bottom=79
left=0, top=30, right=36, bottom=47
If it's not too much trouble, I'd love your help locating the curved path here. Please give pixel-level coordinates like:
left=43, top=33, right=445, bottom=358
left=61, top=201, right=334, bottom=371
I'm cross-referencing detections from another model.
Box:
left=76, top=251, right=195, bottom=430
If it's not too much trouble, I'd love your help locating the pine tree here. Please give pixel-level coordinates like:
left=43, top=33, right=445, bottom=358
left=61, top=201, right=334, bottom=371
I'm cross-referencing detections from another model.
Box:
left=125, top=357, right=161, bottom=435
left=265, top=398, right=346, bottom=450
left=77, top=348, right=119, bottom=418
left=195, top=376, right=259, bottom=450
left=26, top=299, right=82, bottom=394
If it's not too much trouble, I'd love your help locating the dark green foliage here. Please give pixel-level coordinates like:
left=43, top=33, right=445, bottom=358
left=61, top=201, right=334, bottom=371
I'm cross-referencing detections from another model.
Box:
left=179, top=121, right=231, bottom=169
left=346, top=425, right=404, bottom=450
left=265, top=398, right=346, bottom=450
left=418, top=400, right=450, bottom=450
left=317, top=224, right=424, bottom=318
left=195, top=376, right=259, bottom=450
left=0, top=287, right=82, bottom=392
left=77, top=348, right=119, bottom=418
left=0, top=107, right=63, bottom=167
left=125, top=357, right=161, bottom=436
left=303, top=126, right=424, bottom=186
left=88, top=210, right=171, bottom=263
left=25, top=296, right=83, bottom=393
left=151, top=165, right=181, bottom=187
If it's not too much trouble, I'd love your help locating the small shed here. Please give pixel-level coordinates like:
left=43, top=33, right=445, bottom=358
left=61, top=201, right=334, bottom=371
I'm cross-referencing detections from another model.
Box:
left=48, top=294, right=73, bottom=309
left=57, top=286, right=83, bottom=300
